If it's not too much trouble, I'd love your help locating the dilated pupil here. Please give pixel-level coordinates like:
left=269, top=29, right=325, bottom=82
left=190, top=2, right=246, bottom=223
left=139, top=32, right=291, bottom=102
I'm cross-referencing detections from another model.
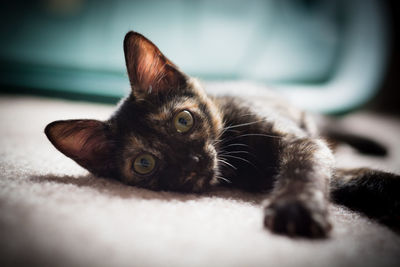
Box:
left=140, top=158, right=150, bottom=168
left=179, top=117, right=187, bottom=126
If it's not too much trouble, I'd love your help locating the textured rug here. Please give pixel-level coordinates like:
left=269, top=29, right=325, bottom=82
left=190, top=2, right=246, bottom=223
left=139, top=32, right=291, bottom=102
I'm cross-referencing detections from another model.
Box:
left=1, top=95, right=400, bottom=267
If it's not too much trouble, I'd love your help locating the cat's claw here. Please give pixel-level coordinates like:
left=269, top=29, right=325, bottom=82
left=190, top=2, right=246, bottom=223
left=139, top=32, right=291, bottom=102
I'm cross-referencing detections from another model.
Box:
left=263, top=198, right=331, bottom=239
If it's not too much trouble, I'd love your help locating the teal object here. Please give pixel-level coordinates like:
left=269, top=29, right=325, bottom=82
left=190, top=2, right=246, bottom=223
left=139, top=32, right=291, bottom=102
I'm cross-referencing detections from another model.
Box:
left=0, top=0, right=388, bottom=113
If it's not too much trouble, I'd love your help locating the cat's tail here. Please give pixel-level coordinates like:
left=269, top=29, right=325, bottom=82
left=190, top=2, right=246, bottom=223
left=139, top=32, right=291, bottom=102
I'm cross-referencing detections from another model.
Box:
left=317, top=116, right=387, bottom=156
left=330, top=168, right=400, bottom=231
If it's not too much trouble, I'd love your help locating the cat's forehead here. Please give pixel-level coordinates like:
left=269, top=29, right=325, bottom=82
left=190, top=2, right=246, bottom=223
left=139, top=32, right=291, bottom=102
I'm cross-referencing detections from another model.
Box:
left=147, top=96, right=201, bottom=122
left=127, top=135, right=163, bottom=158
left=146, top=78, right=223, bottom=135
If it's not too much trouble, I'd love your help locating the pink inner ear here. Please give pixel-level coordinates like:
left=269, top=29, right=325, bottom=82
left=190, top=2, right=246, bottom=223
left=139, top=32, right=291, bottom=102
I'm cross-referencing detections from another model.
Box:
left=58, top=124, right=102, bottom=160
left=45, top=120, right=111, bottom=170
left=136, top=41, right=167, bottom=93
left=124, top=31, right=186, bottom=95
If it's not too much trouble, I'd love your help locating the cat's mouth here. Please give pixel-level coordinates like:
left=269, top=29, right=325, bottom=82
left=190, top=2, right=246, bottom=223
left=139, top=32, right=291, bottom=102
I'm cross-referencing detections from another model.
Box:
left=180, top=171, right=215, bottom=193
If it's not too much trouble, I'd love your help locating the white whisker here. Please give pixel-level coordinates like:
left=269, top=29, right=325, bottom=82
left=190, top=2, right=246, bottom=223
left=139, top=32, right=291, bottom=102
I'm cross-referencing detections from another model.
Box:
left=222, top=154, right=255, bottom=167
left=216, top=175, right=231, bottom=183
left=220, top=150, right=250, bottom=156
left=217, top=158, right=237, bottom=170
left=223, top=143, right=250, bottom=148
left=223, top=119, right=267, bottom=131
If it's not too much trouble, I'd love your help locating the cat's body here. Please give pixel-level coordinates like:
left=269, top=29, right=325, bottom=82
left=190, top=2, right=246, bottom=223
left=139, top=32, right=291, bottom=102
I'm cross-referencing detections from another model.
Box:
left=45, top=31, right=400, bottom=238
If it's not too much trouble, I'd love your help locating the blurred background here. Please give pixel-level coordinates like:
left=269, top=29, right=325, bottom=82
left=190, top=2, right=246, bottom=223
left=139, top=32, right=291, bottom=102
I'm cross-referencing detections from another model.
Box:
left=0, top=0, right=398, bottom=114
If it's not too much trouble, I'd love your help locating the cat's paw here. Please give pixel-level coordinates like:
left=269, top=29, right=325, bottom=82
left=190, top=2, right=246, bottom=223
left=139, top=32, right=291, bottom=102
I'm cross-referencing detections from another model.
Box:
left=263, top=197, right=331, bottom=239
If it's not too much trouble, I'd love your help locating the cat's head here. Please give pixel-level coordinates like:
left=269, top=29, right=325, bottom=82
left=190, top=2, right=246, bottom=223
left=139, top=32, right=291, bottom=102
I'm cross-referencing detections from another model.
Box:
left=45, top=31, right=223, bottom=192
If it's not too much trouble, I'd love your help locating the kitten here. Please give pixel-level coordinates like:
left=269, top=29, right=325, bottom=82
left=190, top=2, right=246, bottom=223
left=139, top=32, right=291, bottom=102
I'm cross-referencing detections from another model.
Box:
left=45, top=31, right=400, bottom=238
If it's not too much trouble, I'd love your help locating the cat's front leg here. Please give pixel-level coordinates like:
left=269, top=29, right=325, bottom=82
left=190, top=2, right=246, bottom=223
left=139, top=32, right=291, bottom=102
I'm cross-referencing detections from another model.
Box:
left=263, top=137, right=334, bottom=238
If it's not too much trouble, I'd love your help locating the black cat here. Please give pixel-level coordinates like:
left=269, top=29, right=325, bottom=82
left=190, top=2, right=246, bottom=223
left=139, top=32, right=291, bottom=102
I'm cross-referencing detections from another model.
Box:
left=45, top=31, right=400, bottom=238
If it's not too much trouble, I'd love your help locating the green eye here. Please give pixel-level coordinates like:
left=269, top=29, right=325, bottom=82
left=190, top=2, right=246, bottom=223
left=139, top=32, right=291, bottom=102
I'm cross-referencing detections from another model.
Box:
left=133, top=153, right=156, bottom=175
left=174, top=110, right=194, bottom=133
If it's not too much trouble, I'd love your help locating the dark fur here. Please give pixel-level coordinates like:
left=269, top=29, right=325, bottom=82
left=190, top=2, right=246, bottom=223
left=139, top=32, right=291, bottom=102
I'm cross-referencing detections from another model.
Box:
left=45, top=31, right=400, bottom=238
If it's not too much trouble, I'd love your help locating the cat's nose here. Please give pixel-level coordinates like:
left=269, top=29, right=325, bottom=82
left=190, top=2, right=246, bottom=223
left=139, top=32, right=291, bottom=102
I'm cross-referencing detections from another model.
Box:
left=186, top=154, right=201, bottom=169
left=191, top=155, right=200, bottom=163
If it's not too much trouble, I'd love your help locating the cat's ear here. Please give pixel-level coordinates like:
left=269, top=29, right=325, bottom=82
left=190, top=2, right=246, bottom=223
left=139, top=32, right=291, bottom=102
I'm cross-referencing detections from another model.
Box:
left=45, top=120, right=116, bottom=177
left=123, top=31, right=187, bottom=97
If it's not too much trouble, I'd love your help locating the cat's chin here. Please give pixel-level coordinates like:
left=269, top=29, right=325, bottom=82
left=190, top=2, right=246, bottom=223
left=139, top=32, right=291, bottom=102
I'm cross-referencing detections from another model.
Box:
left=209, top=175, right=220, bottom=186
left=192, top=177, right=211, bottom=193
left=175, top=173, right=215, bottom=193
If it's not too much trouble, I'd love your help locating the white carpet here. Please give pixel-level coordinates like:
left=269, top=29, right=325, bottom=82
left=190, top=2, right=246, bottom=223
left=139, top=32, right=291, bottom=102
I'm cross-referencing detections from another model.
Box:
left=1, top=95, right=400, bottom=267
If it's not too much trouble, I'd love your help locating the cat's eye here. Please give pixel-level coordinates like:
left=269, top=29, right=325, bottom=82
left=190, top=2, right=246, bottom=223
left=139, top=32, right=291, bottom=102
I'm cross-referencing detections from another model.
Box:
left=133, top=153, right=156, bottom=175
left=174, top=110, right=194, bottom=133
